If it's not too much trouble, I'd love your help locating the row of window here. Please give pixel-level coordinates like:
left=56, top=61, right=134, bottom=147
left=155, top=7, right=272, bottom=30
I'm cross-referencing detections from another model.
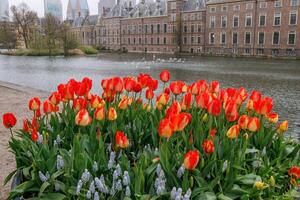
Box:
left=209, top=0, right=299, bottom=13
left=209, top=11, right=298, bottom=28
left=209, top=31, right=297, bottom=45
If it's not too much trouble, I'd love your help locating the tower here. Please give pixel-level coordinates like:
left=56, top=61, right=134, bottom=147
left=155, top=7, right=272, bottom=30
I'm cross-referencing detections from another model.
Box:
left=98, top=0, right=115, bottom=17
left=44, top=0, right=63, bottom=21
left=67, top=0, right=89, bottom=20
left=0, top=0, right=9, bottom=21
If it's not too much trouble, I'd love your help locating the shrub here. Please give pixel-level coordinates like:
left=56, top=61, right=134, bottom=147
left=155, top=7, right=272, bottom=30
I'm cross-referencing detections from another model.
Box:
left=3, top=71, right=300, bottom=200
left=79, top=46, right=99, bottom=55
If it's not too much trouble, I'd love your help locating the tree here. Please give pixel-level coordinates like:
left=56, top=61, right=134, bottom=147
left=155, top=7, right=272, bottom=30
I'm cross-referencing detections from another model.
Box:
left=59, top=22, right=79, bottom=56
left=0, top=22, right=17, bottom=50
left=10, top=3, right=38, bottom=49
left=43, top=13, right=60, bottom=55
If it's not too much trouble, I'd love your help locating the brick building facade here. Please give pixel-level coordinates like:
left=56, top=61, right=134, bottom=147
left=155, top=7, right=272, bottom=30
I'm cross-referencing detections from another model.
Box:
left=69, top=0, right=300, bottom=58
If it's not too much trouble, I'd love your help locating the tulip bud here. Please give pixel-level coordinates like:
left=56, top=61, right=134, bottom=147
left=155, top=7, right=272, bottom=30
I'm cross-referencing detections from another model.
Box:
left=49, top=91, right=61, bottom=105
left=290, top=178, right=298, bottom=186
left=183, top=150, right=200, bottom=170
left=226, top=125, right=240, bottom=139
left=107, top=107, right=117, bottom=121
left=159, top=70, right=170, bottom=82
left=269, top=176, right=275, bottom=187
left=244, top=133, right=249, bottom=139
left=115, top=131, right=129, bottom=148
left=202, top=113, right=208, bottom=122
left=94, top=107, right=105, bottom=121
left=43, top=101, right=54, bottom=114
left=156, top=102, right=163, bottom=111
left=29, top=97, right=41, bottom=111
left=277, top=120, right=288, bottom=134
left=266, top=113, right=279, bottom=124
left=118, top=98, right=129, bottom=110
left=143, top=103, right=151, bottom=112
left=75, top=109, right=92, bottom=127
left=209, top=128, right=217, bottom=138
left=31, top=127, right=38, bottom=142
left=145, top=89, right=154, bottom=100
left=90, top=95, right=101, bottom=109
left=202, top=139, right=215, bottom=154
left=247, top=117, right=260, bottom=132
left=157, top=93, right=169, bottom=105
left=23, top=119, right=30, bottom=133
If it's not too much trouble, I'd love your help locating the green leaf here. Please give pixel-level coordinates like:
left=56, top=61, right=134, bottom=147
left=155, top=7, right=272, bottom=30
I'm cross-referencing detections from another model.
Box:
left=4, top=169, right=17, bottom=186
left=29, top=193, right=66, bottom=200
left=217, top=193, right=233, bottom=200
left=236, top=174, right=261, bottom=185
left=39, top=182, right=51, bottom=197
left=198, top=192, right=217, bottom=200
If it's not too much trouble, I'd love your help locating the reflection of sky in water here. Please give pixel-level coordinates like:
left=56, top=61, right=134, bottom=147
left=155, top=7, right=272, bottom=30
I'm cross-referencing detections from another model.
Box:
left=0, top=54, right=299, bottom=140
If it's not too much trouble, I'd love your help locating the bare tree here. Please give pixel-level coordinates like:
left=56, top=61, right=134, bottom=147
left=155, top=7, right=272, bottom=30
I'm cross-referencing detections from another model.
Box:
left=43, top=13, right=60, bottom=55
left=59, top=22, right=79, bottom=56
left=10, top=3, right=38, bottom=49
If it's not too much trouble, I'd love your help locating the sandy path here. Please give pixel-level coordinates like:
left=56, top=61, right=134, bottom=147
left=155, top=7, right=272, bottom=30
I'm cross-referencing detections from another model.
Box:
left=0, top=82, right=47, bottom=200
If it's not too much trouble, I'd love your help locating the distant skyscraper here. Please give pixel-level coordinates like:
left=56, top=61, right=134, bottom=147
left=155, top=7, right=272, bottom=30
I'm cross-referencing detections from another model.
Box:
left=67, top=0, right=89, bottom=20
left=0, top=0, right=9, bottom=21
left=98, top=0, right=115, bottom=17
left=44, top=0, right=63, bottom=21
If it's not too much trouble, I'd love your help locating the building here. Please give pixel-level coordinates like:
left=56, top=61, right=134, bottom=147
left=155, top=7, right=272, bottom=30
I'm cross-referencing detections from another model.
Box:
left=206, top=0, right=300, bottom=57
left=0, top=0, right=9, bottom=21
left=44, top=0, right=63, bottom=21
left=69, top=0, right=300, bottom=58
left=67, top=0, right=90, bottom=21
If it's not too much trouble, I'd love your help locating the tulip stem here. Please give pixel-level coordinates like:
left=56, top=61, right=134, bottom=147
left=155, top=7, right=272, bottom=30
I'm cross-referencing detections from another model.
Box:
left=9, top=128, right=13, bottom=138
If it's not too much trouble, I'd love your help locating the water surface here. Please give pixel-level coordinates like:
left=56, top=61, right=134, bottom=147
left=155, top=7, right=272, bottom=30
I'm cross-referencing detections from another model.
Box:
left=0, top=54, right=299, bottom=139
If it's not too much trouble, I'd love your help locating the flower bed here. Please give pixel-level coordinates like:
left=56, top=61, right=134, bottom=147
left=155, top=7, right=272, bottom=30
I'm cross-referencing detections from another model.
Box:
left=2, top=70, right=300, bottom=200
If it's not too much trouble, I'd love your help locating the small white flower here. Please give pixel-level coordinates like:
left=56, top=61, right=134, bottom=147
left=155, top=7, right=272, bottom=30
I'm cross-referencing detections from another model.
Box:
left=115, top=179, right=122, bottom=191
left=93, top=191, right=99, bottom=200
left=123, top=171, right=130, bottom=186
left=56, top=155, right=64, bottom=170
left=55, top=182, right=60, bottom=191
left=108, top=152, right=116, bottom=169
left=125, top=186, right=131, bottom=197
left=76, top=180, right=83, bottom=195
left=222, top=160, right=228, bottom=172
left=38, top=171, right=48, bottom=182
left=81, top=169, right=91, bottom=183
left=177, top=165, right=185, bottom=178
left=93, top=161, right=98, bottom=172
left=89, top=180, right=95, bottom=193
left=86, top=190, right=92, bottom=199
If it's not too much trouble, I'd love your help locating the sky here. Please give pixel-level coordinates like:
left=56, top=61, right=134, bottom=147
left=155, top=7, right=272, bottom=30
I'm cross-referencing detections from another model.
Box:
left=8, top=0, right=100, bottom=19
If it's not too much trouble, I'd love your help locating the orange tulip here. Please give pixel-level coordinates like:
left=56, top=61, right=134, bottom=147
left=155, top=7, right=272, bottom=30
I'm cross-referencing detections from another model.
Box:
left=49, top=91, right=61, bottom=105
left=238, top=115, right=250, bottom=130
left=226, top=125, right=240, bottom=139
left=246, top=99, right=254, bottom=111
left=58, top=82, right=75, bottom=101
left=196, top=92, right=212, bottom=109
left=170, top=81, right=185, bottom=95
left=145, top=89, right=154, bottom=100
left=43, top=100, right=54, bottom=114
left=158, top=118, right=174, bottom=138
left=159, top=70, right=170, bottom=82
left=202, top=139, right=215, bottom=154
left=209, top=128, right=217, bottom=138
left=73, top=98, right=87, bottom=111
left=107, top=107, right=117, bottom=121
left=277, top=120, right=288, bottom=134
left=170, top=113, right=192, bottom=132
left=266, top=113, right=279, bottom=124
left=157, top=93, right=169, bottom=105
left=115, top=131, right=129, bottom=148
left=90, top=95, right=101, bottom=109
left=181, top=93, right=192, bottom=111
left=118, top=98, right=129, bottom=110
left=75, top=109, right=92, bottom=126
left=225, top=100, right=239, bottom=122
left=210, top=81, right=220, bottom=93
left=184, top=150, right=200, bottom=170
left=247, top=117, right=261, bottom=132
left=254, top=97, right=273, bottom=115
left=165, top=101, right=181, bottom=118
left=143, top=103, right=151, bottom=112
left=2, top=113, right=17, bottom=129
left=207, top=99, right=222, bottom=116
left=29, top=97, right=41, bottom=111
left=94, top=107, right=105, bottom=121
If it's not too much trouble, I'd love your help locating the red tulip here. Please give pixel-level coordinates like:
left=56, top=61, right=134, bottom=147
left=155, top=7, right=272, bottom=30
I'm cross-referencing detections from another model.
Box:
left=165, top=101, right=181, bottom=118
left=159, top=70, right=170, bottom=82
left=238, top=115, right=250, bottom=130
left=288, top=166, right=300, bottom=179
left=209, top=128, right=217, bottom=138
left=31, top=127, right=38, bottom=142
left=48, top=91, right=61, bottom=105
left=58, top=82, right=74, bottom=101
left=170, top=81, right=185, bottom=95
left=207, top=99, right=222, bottom=116
left=254, top=97, right=273, bottom=115
left=226, top=125, right=240, bottom=139
left=112, top=77, right=123, bottom=93
left=202, top=139, right=215, bottom=154
left=210, top=81, right=220, bottom=93
left=250, top=90, right=262, bottom=102
left=31, top=117, right=39, bottom=130
left=158, top=118, right=174, bottom=138
left=145, top=89, right=154, bottom=100
left=28, top=97, right=41, bottom=111
left=75, top=109, right=92, bottom=126
left=247, top=117, right=261, bottom=132
left=196, top=92, right=212, bottom=109
left=190, top=82, right=201, bottom=95
left=225, top=100, right=239, bottom=122
left=43, top=100, right=54, bottom=114
left=148, top=79, right=158, bottom=91
left=23, top=119, right=30, bottom=133
left=123, top=77, right=136, bottom=92
left=73, top=98, right=87, bottom=111
left=138, top=73, right=151, bottom=88
left=132, top=82, right=142, bottom=93
left=170, top=113, right=192, bottom=132
left=115, top=131, right=129, bottom=148
left=184, top=150, right=200, bottom=170
left=266, top=113, right=279, bottom=124
left=2, top=113, right=17, bottom=129
left=164, top=87, right=171, bottom=95
left=118, top=97, right=129, bottom=110
left=157, top=93, right=169, bottom=105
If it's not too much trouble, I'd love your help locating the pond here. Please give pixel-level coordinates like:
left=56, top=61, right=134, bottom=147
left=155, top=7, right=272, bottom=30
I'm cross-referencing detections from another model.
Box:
left=0, top=53, right=299, bottom=139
